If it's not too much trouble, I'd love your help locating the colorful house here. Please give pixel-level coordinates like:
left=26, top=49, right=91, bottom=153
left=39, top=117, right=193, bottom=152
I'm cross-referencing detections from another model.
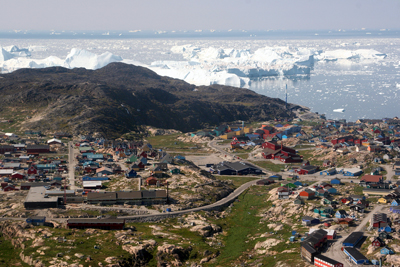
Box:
left=335, top=210, right=347, bottom=219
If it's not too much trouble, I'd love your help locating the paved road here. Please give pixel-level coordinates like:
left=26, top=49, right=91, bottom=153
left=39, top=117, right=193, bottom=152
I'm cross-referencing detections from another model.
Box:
left=323, top=204, right=383, bottom=266
left=118, top=178, right=259, bottom=220
left=381, top=164, right=395, bottom=181
left=68, top=141, right=77, bottom=190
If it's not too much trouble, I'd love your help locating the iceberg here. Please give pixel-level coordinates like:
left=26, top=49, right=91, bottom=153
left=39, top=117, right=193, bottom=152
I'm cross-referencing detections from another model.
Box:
left=0, top=47, right=123, bottom=73
left=333, top=109, right=345, bottom=113
left=316, top=49, right=387, bottom=61
left=0, top=47, right=15, bottom=62
left=0, top=43, right=389, bottom=88
left=64, top=48, right=122, bottom=69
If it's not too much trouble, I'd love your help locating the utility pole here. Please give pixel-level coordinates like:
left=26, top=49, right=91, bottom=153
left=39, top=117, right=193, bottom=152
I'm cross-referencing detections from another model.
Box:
left=63, top=175, right=67, bottom=206
left=285, top=84, right=288, bottom=110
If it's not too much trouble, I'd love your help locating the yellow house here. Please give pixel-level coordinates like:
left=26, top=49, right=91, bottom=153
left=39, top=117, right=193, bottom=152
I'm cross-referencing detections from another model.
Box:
left=378, top=198, right=388, bottom=204
left=243, top=127, right=253, bottom=134
left=220, top=131, right=235, bottom=139
left=362, top=141, right=370, bottom=147
left=234, top=129, right=244, bottom=136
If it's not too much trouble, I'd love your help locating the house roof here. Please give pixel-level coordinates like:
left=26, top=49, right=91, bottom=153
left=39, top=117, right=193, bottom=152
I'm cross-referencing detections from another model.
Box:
left=361, top=175, right=383, bottom=183
left=117, top=191, right=142, bottom=200
left=301, top=242, right=317, bottom=254
left=142, top=190, right=157, bottom=199
left=344, top=247, right=368, bottom=261
left=87, top=192, right=116, bottom=201
left=314, top=254, right=341, bottom=265
left=343, top=232, right=363, bottom=245
left=96, top=167, right=113, bottom=173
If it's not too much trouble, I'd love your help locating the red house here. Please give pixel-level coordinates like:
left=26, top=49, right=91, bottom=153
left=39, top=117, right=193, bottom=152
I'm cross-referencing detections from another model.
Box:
left=12, top=172, right=25, bottom=180
left=139, top=151, right=148, bottom=158
left=3, top=184, right=18, bottom=191
left=26, top=145, right=50, bottom=154
left=27, top=166, right=38, bottom=175
left=295, top=165, right=319, bottom=175
left=371, top=237, right=384, bottom=247
left=314, top=254, right=343, bottom=267
left=299, top=189, right=315, bottom=199
left=146, top=176, right=158, bottom=186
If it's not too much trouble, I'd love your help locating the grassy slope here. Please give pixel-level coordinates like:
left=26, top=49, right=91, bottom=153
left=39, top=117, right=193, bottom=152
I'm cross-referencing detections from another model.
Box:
left=0, top=235, right=29, bottom=267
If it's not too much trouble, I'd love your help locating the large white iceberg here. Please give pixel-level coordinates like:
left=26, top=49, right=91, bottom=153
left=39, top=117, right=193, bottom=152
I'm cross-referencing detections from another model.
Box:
left=0, top=44, right=388, bottom=88
left=64, top=48, right=122, bottom=69
left=0, top=48, right=122, bottom=73
left=316, top=49, right=387, bottom=61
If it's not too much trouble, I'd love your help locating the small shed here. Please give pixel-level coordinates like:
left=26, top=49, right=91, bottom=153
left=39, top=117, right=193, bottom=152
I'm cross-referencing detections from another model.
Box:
left=380, top=247, right=394, bottom=255
left=26, top=216, right=46, bottom=226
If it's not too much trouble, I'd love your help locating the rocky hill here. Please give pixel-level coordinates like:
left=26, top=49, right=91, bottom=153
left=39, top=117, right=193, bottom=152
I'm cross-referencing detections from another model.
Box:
left=0, top=63, right=302, bottom=138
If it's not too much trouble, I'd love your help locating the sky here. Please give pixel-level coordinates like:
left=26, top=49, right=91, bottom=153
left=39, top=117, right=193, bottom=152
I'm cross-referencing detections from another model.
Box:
left=2, top=0, right=400, bottom=31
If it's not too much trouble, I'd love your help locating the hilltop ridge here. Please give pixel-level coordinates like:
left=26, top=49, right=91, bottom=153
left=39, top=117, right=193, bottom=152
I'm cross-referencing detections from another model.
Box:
left=0, top=62, right=303, bottom=138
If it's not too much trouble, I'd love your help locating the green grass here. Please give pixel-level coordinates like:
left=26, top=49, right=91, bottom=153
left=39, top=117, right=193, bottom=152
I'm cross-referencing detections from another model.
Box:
left=250, top=160, right=283, bottom=172
left=217, top=175, right=259, bottom=188
left=207, top=186, right=301, bottom=266
left=298, top=149, right=323, bottom=166
left=233, top=153, right=249, bottom=159
left=146, top=133, right=201, bottom=151
left=0, top=235, right=29, bottom=266
left=22, top=226, right=132, bottom=266
left=353, top=185, right=364, bottom=195
left=294, top=144, right=315, bottom=149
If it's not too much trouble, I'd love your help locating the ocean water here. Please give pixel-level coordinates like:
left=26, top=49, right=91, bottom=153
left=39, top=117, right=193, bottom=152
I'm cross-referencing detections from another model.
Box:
left=1, top=30, right=399, bottom=121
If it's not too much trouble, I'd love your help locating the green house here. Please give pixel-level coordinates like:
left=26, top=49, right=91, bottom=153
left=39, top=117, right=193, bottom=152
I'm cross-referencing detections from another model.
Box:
left=321, top=207, right=333, bottom=214
left=126, top=155, right=138, bottom=163
left=294, top=198, right=304, bottom=205
left=170, top=168, right=180, bottom=174
left=286, top=183, right=297, bottom=189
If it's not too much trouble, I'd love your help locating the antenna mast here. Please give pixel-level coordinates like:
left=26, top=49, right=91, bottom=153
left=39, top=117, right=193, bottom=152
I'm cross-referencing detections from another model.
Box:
left=285, top=84, right=288, bottom=109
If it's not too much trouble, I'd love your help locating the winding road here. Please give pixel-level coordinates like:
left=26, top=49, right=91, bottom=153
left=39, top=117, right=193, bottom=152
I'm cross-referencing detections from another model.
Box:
left=118, top=178, right=258, bottom=220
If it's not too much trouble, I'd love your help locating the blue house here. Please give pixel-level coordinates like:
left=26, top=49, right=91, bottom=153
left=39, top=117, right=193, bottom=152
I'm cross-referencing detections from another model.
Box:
left=174, top=155, right=186, bottom=160
left=390, top=207, right=400, bottom=214
left=302, top=216, right=319, bottom=225
left=126, top=169, right=137, bottom=178
left=83, top=161, right=99, bottom=167
left=335, top=210, right=347, bottom=218
left=391, top=199, right=400, bottom=206
left=320, top=168, right=337, bottom=176
left=87, top=154, right=104, bottom=160
left=339, top=168, right=363, bottom=176
left=343, top=232, right=363, bottom=248
left=381, top=247, right=394, bottom=255
left=82, top=176, right=109, bottom=181
left=330, top=178, right=341, bottom=185
left=26, top=216, right=46, bottom=226
left=327, top=187, right=337, bottom=194
left=293, top=181, right=302, bottom=186
left=36, top=164, right=57, bottom=170
left=344, top=247, right=369, bottom=264
left=379, top=226, right=392, bottom=233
